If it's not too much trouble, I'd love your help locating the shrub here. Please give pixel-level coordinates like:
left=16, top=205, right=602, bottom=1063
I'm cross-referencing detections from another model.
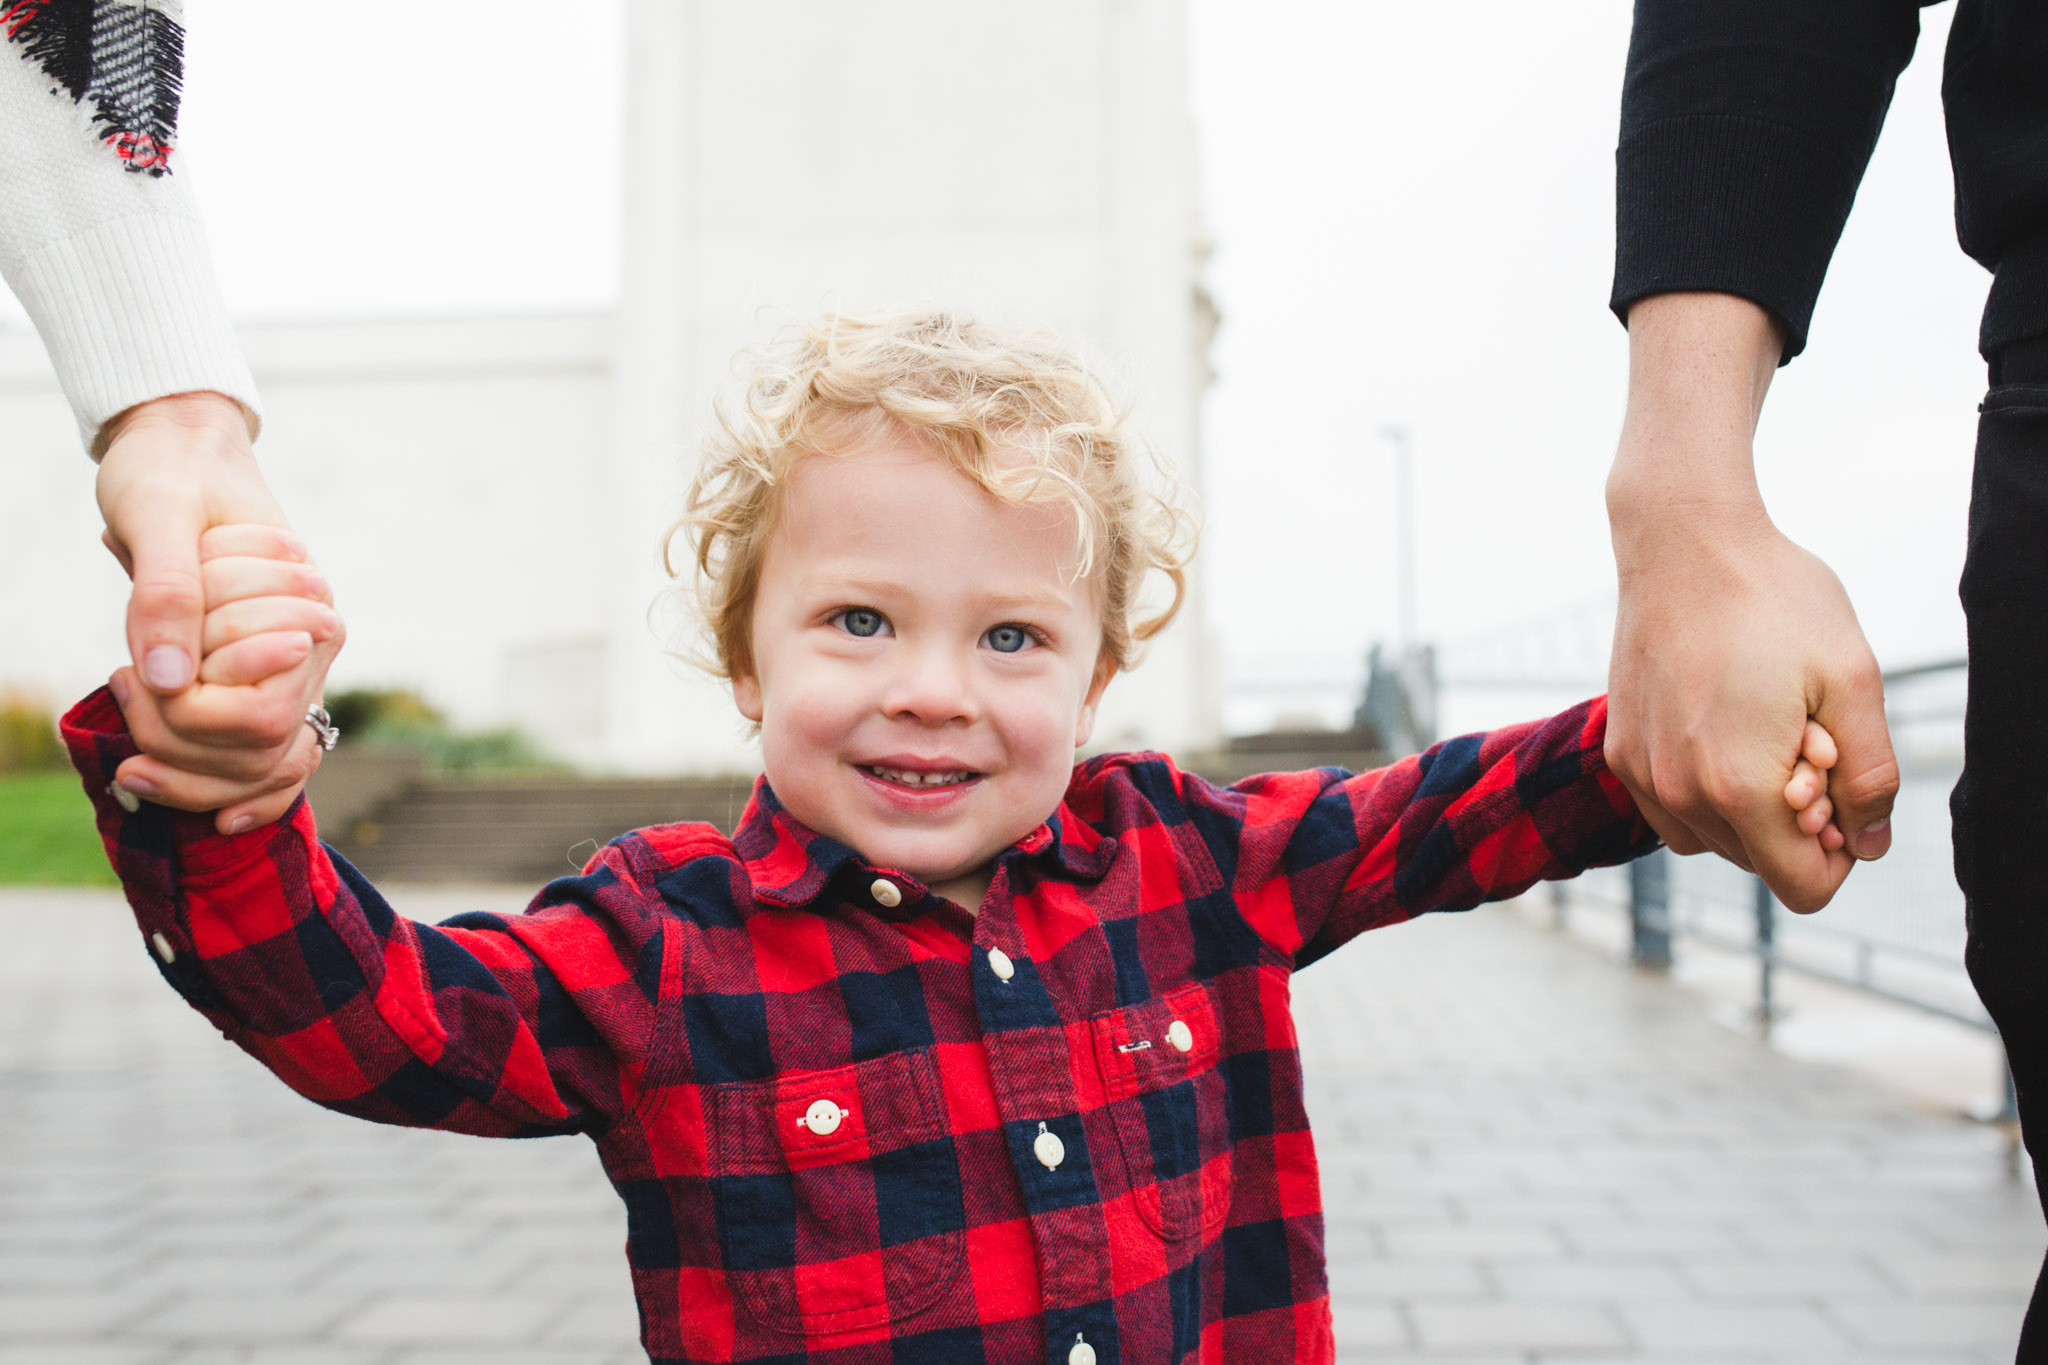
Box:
left=0, top=691, right=63, bottom=774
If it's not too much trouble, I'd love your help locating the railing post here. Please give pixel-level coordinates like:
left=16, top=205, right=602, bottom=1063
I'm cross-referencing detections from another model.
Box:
left=1629, top=849, right=1672, bottom=972
left=1753, top=874, right=1776, bottom=1037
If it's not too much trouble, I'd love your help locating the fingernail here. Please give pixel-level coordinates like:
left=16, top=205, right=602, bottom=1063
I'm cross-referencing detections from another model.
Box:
left=107, top=782, right=140, bottom=813
left=228, top=815, right=254, bottom=835
left=143, top=647, right=192, bottom=691
left=119, top=775, right=158, bottom=800
left=315, top=607, right=341, bottom=636
left=1854, top=818, right=1891, bottom=859
left=107, top=672, right=130, bottom=707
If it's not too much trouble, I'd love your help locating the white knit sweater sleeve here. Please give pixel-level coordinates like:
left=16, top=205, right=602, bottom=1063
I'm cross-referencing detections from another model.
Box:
left=0, top=1, right=259, bottom=452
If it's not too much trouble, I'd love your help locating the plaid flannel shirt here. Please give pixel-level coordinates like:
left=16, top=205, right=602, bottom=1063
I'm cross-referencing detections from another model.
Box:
left=64, top=689, right=1653, bottom=1365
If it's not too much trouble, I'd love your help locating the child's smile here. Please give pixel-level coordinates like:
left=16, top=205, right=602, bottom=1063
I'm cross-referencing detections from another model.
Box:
left=731, top=432, right=1113, bottom=909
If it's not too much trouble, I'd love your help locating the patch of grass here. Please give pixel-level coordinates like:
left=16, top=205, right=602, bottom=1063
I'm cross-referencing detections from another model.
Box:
left=0, top=771, right=116, bottom=886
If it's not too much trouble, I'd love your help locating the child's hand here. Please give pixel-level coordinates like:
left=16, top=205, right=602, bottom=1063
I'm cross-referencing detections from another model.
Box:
left=1782, top=719, right=1848, bottom=854
left=108, top=525, right=345, bottom=836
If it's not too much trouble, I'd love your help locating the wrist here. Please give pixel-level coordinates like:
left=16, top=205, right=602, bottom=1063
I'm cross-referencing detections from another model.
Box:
left=94, top=390, right=257, bottom=463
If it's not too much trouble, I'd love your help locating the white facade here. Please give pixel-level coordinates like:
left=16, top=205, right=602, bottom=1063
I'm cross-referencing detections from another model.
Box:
left=0, top=0, right=1216, bottom=774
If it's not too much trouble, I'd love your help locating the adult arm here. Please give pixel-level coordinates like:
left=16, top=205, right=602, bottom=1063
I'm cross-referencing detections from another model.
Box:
left=2, top=7, right=329, bottom=786
left=1605, top=0, right=1923, bottom=911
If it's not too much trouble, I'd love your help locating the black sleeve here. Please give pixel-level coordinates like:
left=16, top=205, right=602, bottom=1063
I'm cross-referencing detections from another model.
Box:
left=1610, top=0, right=1925, bottom=361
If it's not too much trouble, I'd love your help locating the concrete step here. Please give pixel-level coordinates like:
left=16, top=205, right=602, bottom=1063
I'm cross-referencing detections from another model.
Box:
left=325, top=775, right=758, bottom=884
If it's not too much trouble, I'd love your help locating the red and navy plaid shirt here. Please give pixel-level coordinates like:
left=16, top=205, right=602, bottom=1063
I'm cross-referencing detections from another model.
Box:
left=64, top=689, right=1653, bottom=1365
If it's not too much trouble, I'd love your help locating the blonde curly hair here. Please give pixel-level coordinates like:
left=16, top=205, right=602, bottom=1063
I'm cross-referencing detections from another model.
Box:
left=672, top=310, right=1194, bottom=683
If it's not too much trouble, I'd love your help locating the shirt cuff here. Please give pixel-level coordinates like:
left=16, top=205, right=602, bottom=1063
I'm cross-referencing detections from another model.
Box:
left=14, top=213, right=262, bottom=451
left=60, top=687, right=303, bottom=968
left=1611, top=113, right=1868, bottom=363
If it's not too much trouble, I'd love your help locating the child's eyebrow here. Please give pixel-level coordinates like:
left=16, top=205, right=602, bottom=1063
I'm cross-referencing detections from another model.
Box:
left=801, top=572, right=1077, bottom=618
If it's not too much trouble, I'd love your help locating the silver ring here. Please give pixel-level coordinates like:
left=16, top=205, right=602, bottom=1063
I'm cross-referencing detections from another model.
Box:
left=306, top=704, right=341, bottom=751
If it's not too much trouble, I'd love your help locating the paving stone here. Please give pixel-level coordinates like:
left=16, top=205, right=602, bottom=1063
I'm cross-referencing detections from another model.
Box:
left=1378, top=1224, right=1567, bottom=1259
left=1678, top=1256, right=1893, bottom=1300
left=1831, top=1298, right=2031, bottom=1350
left=1489, top=1261, right=1693, bottom=1302
left=334, top=1294, right=565, bottom=1346
left=0, top=1290, right=165, bottom=1334
left=128, top=1294, right=363, bottom=1341
left=1620, top=1301, right=1853, bottom=1353
left=1410, top=1302, right=1628, bottom=1351
left=1869, top=1248, right=2043, bottom=1299
left=1330, top=1260, right=1488, bottom=1301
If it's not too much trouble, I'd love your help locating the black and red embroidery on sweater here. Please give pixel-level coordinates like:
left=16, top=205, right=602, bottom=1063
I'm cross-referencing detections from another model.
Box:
left=3, top=0, right=183, bottom=175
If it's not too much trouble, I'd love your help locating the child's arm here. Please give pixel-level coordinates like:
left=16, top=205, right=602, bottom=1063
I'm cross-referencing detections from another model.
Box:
left=108, top=524, right=344, bottom=835
left=1165, top=696, right=1658, bottom=969
left=65, top=687, right=671, bottom=1140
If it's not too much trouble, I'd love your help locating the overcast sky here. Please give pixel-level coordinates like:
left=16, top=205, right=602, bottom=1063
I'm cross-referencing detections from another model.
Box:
left=26, top=1, right=1988, bottom=730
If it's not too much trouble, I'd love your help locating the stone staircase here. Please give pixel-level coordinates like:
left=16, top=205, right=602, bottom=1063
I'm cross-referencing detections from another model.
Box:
left=312, top=729, right=1390, bottom=885
left=323, top=774, right=760, bottom=884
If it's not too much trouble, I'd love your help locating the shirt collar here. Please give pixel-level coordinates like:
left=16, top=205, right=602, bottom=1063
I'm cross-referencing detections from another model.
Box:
left=732, top=776, right=1116, bottom=912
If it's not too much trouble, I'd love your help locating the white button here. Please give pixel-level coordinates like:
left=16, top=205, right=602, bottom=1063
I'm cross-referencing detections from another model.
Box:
left=1167, top=1019, right=1194, bottom=1053
left=870, top=877, right=902, bottom=908
left=108, top=782, right=140, bottom=814
left=1033, top=1122, right=1065, bottom=1170
left=150, top=931, right=176, bottom=964
left=799, top=1099, right=845, bottom=1136
left=1068, top=1336, right=1097, bottom=1365
left=987, top=947, right=1015, bottom=981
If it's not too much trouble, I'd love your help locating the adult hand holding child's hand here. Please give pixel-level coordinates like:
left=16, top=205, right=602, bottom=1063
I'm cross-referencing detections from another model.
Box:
left=1606, top=294, right=1900, bottom=915
left=107, top=523, right=345, bottom=836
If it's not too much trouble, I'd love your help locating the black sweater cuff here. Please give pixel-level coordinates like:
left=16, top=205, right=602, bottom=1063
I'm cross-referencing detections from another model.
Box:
left=1611, top=112, right=1869, bottom=362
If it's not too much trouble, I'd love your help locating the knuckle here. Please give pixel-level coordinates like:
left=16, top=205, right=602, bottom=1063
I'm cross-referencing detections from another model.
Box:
left=1833, top=759, right=1902, bottom=812
left=130, top=574, right=205, bottom=621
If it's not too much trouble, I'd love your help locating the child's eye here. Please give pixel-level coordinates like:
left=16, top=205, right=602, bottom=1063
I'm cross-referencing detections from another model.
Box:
left=836, top=608, right=887, bottom=638
left=984, top=624, right=1036, bottom=654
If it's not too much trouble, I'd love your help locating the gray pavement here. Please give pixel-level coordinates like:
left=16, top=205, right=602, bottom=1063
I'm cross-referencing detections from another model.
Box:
left=0, top=886, right=2035, bottom=1363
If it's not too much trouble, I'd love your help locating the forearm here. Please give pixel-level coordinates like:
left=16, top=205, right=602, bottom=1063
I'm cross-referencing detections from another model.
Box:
left=1285, top=698, right=1657, bottom=966
left=0, top=32, right=261, bottom=448
left=62, top=687, right=615, bottom=1135
left=1607, top=292, right=1784, bottom=563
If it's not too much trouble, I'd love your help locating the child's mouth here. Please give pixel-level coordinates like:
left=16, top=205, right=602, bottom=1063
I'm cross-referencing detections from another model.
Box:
left=861, top=765, right=978, bottom=789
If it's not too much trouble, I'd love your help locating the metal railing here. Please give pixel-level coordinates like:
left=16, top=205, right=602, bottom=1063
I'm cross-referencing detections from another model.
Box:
left=1552, top=659, right=2014, bottom=1118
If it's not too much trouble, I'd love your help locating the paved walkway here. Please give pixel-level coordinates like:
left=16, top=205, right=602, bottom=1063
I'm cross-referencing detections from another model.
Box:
left=0, top=886, right=2035, bottom=1364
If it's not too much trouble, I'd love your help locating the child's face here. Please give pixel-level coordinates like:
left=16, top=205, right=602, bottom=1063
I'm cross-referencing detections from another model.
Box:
left=732, top=434, right=1112, bottom=905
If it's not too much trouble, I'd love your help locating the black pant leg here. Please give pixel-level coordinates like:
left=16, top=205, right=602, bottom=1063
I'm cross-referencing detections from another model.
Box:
left=1955, top=379, right=2048, bottom=1361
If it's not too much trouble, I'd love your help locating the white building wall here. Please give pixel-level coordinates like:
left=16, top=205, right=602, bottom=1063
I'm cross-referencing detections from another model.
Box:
left=609, top=0, right=1215, bottom=772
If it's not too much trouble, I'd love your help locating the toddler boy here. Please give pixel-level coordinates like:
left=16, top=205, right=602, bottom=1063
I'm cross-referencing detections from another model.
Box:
left=65, top=312, right=1841, bottom=1365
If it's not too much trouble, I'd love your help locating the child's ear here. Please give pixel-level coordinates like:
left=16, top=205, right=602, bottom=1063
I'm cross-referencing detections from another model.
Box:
left=1074, top=658, right=1116, bottom=747
left=733, top=674, right=764, bottom=723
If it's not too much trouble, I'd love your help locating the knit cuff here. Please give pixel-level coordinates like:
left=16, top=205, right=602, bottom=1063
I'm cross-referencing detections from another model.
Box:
left=12, top=210, right=261, bottom=451
left=1611, top=113, right=1868, bottom=363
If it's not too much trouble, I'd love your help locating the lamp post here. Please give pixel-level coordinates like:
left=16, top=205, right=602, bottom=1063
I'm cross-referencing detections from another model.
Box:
left=1379, top=423, right=1418, bottom=651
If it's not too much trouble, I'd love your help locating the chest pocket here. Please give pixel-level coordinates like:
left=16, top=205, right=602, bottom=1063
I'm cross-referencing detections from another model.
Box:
left=1091, top=980, right=1233, bottom=1243
left=706, top=1047, right=966, bottom=1337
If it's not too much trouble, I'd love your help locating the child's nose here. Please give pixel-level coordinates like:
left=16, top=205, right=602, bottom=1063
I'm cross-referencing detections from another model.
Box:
left=885, top=646, right=978, bottom=724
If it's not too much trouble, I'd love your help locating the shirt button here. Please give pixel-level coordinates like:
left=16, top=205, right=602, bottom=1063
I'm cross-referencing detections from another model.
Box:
left=869, top=877, right=902, bottom=908
left=150, top=931, right=176, bottom=965
left=1167, top=1019, right=1194, bottom=1053
left=987, top=946, right=1015, bottom=981
left=799, top=1099, right=845, bottom=1136
left=1033, top=1121, right=1065, bottom=1170
left=1069, top=1336, right=1097, bottom=1365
